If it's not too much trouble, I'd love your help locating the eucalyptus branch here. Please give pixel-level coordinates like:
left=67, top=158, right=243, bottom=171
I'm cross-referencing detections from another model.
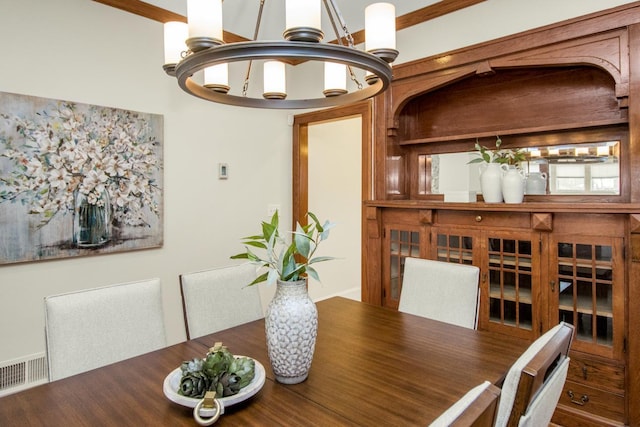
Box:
left=231, top=210, right=336, bottom=286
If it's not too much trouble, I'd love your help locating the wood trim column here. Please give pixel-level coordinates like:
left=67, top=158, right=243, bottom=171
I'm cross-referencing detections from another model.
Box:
left=292, top=121, right=308, bottom=228
left=627, top=21, right=640, bottom=427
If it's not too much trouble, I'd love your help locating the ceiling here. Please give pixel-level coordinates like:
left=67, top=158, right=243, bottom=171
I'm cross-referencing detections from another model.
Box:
left=93, top=0, right=485, bottom=44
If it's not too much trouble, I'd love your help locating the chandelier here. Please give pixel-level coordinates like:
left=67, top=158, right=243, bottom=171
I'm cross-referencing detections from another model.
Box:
left=162, top=0, right=398, bottom=109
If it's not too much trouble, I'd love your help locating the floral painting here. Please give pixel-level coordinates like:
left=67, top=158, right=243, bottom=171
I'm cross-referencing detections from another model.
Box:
left=0, top=91, right=163, bottom=264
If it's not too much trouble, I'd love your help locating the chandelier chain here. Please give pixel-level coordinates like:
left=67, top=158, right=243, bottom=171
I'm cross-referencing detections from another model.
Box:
left=323, top=0, right=355, bottom=48
left=323, top=0, right=362, bottom=90
left=243, top=0, right=267, bottom=97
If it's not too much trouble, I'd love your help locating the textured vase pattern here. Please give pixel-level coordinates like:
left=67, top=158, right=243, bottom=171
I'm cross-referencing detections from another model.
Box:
left=265, top=279, right=318, bottom=384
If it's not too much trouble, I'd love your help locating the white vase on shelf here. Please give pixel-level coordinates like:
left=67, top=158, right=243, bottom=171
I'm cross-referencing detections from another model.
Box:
left=525, top=172, right=547, bottom=195
left=502, top=166, right=525, bottom=203
left=480, top=163, right=506, bottom=203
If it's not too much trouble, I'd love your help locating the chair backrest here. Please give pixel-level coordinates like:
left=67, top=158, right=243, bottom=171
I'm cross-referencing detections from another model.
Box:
left=429, top=381, right=501, bottom=427
left=179, top=263, right=263, bottom=339
left=398, top=257, right=480, bottom=329
left=517, top=357, right=570, bottom=427
left=494, top=322, right=574, bottom=427
left=45, top=278, right=167, bottom=381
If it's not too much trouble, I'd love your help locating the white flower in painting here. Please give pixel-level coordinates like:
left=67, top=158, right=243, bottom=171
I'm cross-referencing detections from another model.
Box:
left=48, top=168, right=69, bottom=190
left=25, top=157, right=44, bottom=177
left=80, top=169, right=109, bottom=195
left=84, top=139, right=100, bottom=159
left=128, top=175, right=147, bottom=196
left=104, top=155, right=130, bottom=177
left=37, top=134, right=58, bottom=154
left=87, top=190, right=106, bottom=206
left=48, top=153, right=65, bottom=171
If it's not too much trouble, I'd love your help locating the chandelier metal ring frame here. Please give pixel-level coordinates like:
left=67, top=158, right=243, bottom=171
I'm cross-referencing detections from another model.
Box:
left=174, top=41, right=393, bottom=109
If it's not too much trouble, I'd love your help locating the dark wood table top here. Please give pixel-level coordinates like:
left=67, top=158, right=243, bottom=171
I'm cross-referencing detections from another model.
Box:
left=0, top=297, right=529, bottom=426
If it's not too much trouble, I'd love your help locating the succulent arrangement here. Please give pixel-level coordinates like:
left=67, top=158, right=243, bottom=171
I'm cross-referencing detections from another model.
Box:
left=178, top=343, right=255, bottom=399
left=231, top=210, right=336, bottom=286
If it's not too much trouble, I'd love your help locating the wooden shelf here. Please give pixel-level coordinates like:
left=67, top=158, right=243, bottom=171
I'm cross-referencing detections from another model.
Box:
left=390, top=249, right=418, bottom=257
left=558, top=260, right=613, bottom=270
left=365, top=200, right=640, bottom=214
left=559, top=294, right=613, bottom=318
left=490, top=285, right=532, bottom=304
left=489, top=317, right=533, bottom=330
left=437, top=251, right=473, bottom=262
left=489, top=256, right=532, bottom=269
left=397, top=119, right=629, bottom=146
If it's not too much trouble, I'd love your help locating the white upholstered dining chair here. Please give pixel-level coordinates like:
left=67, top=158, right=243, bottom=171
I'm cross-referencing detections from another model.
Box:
left=44, top=278, right=167, bottom=381
left=398, top=257, right=480, bottom=329
left=429, top=381, right=501, bottom=427
left=494, top=321, right=574, bottom=427
left=179, top=263, right=264, bottom=339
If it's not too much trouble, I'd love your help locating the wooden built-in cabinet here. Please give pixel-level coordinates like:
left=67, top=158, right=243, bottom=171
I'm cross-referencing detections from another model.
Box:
left=372, top=206, right=628, bottom=425
left=363, top=3, right=640, bottom=426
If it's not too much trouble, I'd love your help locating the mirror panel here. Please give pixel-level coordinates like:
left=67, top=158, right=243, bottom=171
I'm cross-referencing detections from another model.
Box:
left=421, top=141, right=620, bottom=196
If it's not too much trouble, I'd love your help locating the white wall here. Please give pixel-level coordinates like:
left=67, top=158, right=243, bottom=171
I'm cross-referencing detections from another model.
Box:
left=0, top=0, right=292, bottom=362
left=308, top=117, right=362, bottom=302
left=0, top=0, right=635, bottom=364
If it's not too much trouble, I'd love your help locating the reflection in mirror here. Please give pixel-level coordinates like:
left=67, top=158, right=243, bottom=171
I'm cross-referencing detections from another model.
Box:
left=421, top=141, right=620, bottom=196
left=387, top=155, right=402, bottom=195
left=525, top=141, right=619, bottom=195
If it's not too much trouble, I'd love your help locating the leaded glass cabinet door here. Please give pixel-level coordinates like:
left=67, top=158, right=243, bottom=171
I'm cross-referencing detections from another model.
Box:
left=550, top=235, right=624, bottom=359
left=480, top=231, right=540, bottom=340
left=383, top=224, right=422, bottom=309
left=432, top=226, right=479, bottom=266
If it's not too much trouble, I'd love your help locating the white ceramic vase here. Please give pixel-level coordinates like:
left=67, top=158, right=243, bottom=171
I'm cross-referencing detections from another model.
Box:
left=480, top=163, right=506, bottom=203
left=265, top=279, right=318, bottom=384
left=525, top=172, right=548, bottom=195
left=502, top=166, right=525, bottom=203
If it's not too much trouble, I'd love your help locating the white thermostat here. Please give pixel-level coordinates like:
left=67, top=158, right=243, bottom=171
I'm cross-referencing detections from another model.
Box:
left=218, top=163, right=229, bottom=179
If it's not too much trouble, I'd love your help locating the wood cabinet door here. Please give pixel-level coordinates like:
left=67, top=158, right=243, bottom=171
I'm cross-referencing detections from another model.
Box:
left=381, top=223, right=426, bottom=309
left=427, top=226, right=540, bottom=339
left=430, top=226, right=481, bottom=266
left=479, top=230, right=541, bottom=340
left=549, top=234, right=625, bottom=360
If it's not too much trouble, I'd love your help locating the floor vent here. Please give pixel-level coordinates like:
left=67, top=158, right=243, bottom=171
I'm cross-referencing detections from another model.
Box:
left=0, top=353, right=48, bottom=397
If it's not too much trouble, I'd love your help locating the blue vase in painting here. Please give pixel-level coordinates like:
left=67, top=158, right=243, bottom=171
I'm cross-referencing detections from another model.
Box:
left=73, top=189, right=111, bottom=248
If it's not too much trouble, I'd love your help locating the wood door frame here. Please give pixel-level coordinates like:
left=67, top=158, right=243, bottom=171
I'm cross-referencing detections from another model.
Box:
left=292, top=101, right=373, bottom=300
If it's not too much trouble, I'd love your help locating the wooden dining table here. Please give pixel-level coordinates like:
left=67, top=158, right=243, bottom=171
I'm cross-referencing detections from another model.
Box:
left=0, top=297, right=530, bottom=426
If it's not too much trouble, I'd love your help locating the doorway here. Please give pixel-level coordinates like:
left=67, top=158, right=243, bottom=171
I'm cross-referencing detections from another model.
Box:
left=292, top=101, right=372, bottom=301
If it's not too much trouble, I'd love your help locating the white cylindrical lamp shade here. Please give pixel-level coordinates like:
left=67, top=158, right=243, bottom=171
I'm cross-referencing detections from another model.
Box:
left=323, top=62, right=347, bottom=97
left=284, top=0, right=322, bottom=41
left=204, top=64, right=230, bottom=94
left=163, top=21, right=188, bottom=66
left=263, top=61, right=287, bottom=100
left=365, top=3, right=397, bottom=62
left=286, top=0, right=321, bottom=30
left=187, top=0, right=223, bottom=50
